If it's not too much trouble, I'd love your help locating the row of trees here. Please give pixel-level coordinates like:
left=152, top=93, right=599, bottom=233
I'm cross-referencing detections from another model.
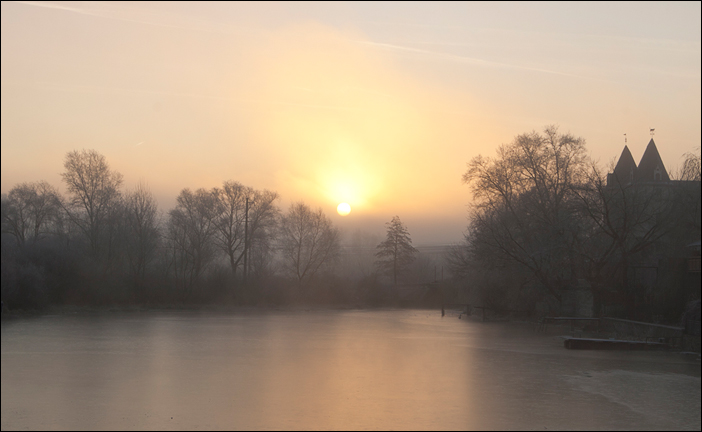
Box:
left=449, top=126, right=701, bottom=321
left=2, top=149, right=422, bottom=309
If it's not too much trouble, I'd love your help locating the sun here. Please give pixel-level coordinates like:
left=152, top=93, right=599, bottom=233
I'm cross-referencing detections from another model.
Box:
left=337, top=202, right=351, bottom=216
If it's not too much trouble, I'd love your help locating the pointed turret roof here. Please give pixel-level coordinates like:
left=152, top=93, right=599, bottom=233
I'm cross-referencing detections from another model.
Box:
left=636, top=139, right=669, bottom=181
left=612, top=145, right=637, bottom=184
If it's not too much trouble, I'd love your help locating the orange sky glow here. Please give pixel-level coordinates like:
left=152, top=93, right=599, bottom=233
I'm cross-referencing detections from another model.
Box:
left=2, top=2, right=700, bottom=243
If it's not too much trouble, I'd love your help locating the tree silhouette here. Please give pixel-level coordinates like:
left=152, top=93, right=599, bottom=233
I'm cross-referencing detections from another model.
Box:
left=461, top=126, right=588, bottom=304
left=212, top=182, right=279, bottom=288
left=124, top=182, right=160, bottom=291
left=212, top=181, right=248, bottom=281
left=167, top=188, right=218, bottom=297
left=375, top=216, right=417, bottom=285
left=61, top=149, right=123, bottom=257
left=3, top=181, right=62, bottom=245
left=279, top=202, right=339, bottom=289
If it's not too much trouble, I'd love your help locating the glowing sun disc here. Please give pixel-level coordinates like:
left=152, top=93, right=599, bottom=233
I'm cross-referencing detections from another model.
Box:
left=337, top=202, right=351, bottom=216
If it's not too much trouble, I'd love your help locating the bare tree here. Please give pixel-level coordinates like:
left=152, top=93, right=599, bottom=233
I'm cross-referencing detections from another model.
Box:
left=124, top=182, right=160, bottom=290
left=461, top=126, right=589, bottom=306
left=279, top=202, right=340, bottom=289
left=167, top=188, right=217, bottom=296
left=212, top=181, right=247, bottom=280
left=676, top=150, right=701, bottom=181
left=245, top=189, right=279, bottom=280
left=61, top=149, right=123, bottom=256
left=3, top=181, right=62, bottom=245
left=212, top=182, right=279, bottom=287
left=375, top=216, right=417, bottom=285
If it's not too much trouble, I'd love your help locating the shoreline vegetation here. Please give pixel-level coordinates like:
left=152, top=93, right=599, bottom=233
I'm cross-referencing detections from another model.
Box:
left=2, top=301, right=455, bottom=318
left=3, top=133, right=700, bottom=330
left=2, top=303, right=380, bottom=317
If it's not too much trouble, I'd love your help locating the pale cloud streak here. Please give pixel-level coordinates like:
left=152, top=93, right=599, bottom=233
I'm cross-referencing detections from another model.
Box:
left=354, top=40, right=600, bottom=81
left=13, top=1, right=93, bottom=16
left=12, top=1, right=251, bottom=35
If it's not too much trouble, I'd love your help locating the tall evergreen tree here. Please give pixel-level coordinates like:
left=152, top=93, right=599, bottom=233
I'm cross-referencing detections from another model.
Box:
left=375, top=216, right=417, bottom=285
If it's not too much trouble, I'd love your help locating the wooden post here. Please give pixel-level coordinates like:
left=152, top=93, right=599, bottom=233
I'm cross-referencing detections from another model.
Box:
left=244, top=196, right=249, bottom=286
left=440, top=282, right=445, bottom=317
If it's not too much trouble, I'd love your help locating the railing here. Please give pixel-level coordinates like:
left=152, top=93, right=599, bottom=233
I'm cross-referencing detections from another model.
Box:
left=535, top=317, right=600, bottom=333
left=535, top=316, right=685, bottom=348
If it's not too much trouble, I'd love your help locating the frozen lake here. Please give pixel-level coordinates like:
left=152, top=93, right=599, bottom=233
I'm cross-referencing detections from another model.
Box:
left=2, top=309, right=700, bottom=430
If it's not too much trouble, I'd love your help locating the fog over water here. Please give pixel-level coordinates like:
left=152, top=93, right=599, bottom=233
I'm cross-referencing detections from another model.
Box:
left=2, top=310, right=700, bottom=430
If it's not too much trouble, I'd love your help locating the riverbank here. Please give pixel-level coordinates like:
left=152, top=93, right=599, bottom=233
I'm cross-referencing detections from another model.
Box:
left=1, top=302, right=405, bottom=318
left=454, top=310, right=702, bottom=355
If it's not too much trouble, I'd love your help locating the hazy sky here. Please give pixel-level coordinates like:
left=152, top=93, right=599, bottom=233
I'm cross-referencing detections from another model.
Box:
left=2, top=1, right=700, bottom=244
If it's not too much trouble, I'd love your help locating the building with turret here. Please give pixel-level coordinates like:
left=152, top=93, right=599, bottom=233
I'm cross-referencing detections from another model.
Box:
left=607, top=139, right=670, bottom=186
left=604, top=138, right=700, bottom=320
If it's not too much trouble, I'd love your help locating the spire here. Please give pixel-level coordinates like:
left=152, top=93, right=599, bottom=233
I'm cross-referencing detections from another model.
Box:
left=612, top=145, right=637, bottom=184
left=636, top=139, right=669, bottom=181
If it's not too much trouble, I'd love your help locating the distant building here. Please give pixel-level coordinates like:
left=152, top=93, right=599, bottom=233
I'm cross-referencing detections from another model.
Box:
left=604, top=138, right=701, bottom=319
left=607, top=139, right=670, bottom=186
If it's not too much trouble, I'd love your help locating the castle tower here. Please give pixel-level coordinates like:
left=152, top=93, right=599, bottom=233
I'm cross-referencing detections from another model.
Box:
left=607, top=145, right=638, bottom=186
left=635, top=139, right=670, bottom=182
left=611, top=145, right=637, bottom=184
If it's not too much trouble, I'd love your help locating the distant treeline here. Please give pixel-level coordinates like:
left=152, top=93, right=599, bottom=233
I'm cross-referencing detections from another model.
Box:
left=2, top=128, right=700, bottom=322
left=1, top=149, right=444, bottom=310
